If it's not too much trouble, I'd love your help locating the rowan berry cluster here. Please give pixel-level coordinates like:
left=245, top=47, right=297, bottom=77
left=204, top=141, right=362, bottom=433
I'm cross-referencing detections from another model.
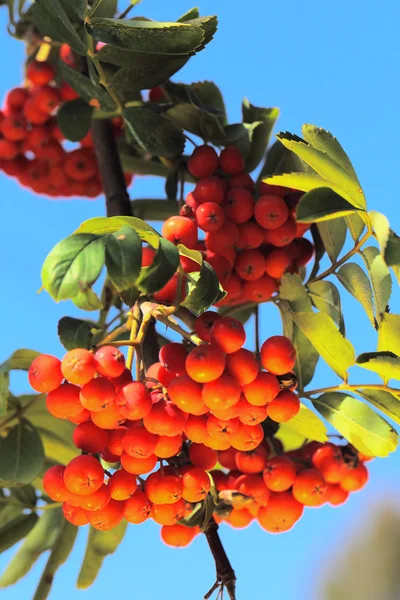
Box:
left=160, top=144, right=314, bottom=307
left=0, top=55, right=132, bottom=198
left=211, top=440, right=370, bottom=532
left=28, top=311, right=310, bottom=545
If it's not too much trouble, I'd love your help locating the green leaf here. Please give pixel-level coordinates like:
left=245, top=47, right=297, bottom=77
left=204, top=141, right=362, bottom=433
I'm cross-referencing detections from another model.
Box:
left=177, top=7, right=200, bottom=22
left=385, top=230, right=400, bottom=272
left=32, top=0, right=87, bottom=55
left=336, top=263, right=375, bottom=328
left=317, top=218, right=347, bottom=263
left=0, top=349, right=40, bottom=417
left=356, top=389, right=400, bottom=426
left=0, top=509, right=62, bottom=587
left=86, top=17, right=205, bottom=55
left=308, top=224, right=325, bottom=282
left=41, top=233, right=105, bottom=302
left=183, top=15, right=217, bottom=49
left=72, top=289, right=103, bottom=311
left=356, top=352, right=400, bottom=383
left=296, top=187, right=361, bottom=223
left=242, top=100, right=279, bottom=172
left=136, top=237, right=179, bottom=294
left=166, top=103, right=225, bottom=141
left=279, top=274, right=319, bottom=390
left=24, top=395, right=78, bottom=465
left=377, top=314, right=400, bottom=355
left=57, top=317, right=93, bottom=351
left=276, top=131, right=366, bottom=209
left=278, top=403, right=329, bottom=443
left=77, top=522, right=127, bottom=589
left=345, top=213, right=366, bottom=242
left=218, top=303, right=255, bottom=325
left=110, top=57, right=188, bottom=92
left=59, top=62, right=116, bottom=111
left=105, top=225, right=142, bottom=291
left=361, top=246, right=392, bottom=323
left=308, top=281, right=344, bottom=333
left=0, top=419, right=44, bottom=487
left=291, top=312, right=356, bottom=379
left=0, top=513, right=39, bottom=554
left=89, top=0, right=117, bottom=18
left=301, top=124, right=360, bottom=182
left=33, top=521, right=78, bottom=600
left=66, top=0, right=86, bottom=20
left=178, top=502, right=205, bottom=528
left=257, top=139, right=308, bottom=184
left=275, top=425, right=306, bottom=452
left=123, top=107, right=185, bottom=158
left=179, top=245, right=225, bottom=314
left=312, top=392, right=398, bottom=457
left=56, top=99, right=93, bottom=142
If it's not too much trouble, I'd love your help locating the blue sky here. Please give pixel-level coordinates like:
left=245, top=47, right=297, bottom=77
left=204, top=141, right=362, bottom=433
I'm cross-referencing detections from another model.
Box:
left=1, top=1, right=400, bottom=599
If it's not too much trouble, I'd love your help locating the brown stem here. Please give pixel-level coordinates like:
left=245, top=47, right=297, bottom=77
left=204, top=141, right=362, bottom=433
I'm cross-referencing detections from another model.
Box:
left=91, top=119, right=133, bottom=218
left=204, top=519, right=236, bottom=600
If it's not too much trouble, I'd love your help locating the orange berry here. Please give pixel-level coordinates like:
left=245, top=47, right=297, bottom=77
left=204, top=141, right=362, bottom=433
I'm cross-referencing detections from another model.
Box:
left=264, top=218, right=297, bottom=247
left=80, top=377, right=115, bottom=412
left=264, top=249, right=292, bottom=279
left=218, top=446, right=238, bottom=470
left=94, top=346, right=125, bottom=378
left=154, top=434, right=183, bottom=458
left=319, top=455, right=345, bottom=484
left=124, top=490, right=152, bottom=523
left=161, top=523, right=199, bottom=547
left=237, top=221, right=265, bottom=250
left=167, top=376, right=208, bottom=416
left=226, top=507, right=253, bottom=528
left=46, top=382, right=82, bottom=420
left=43, top=466, right=70, bottom=502
left=325, top=483, right=349, bottom=506
left=267, top=390, right=300, bottom=423
left=162, top=216, right=198, bottom=248
left=61, top=348, right=96, bottom=385
left=263, top=456, right=297, bottom=492
left=88, top=499, right=124, bottom=530
left=26, top=61, right=54, bottom=85
left=108, top=469, right=137, bottom=501
left=122, top=426, right=158, bottom=458
left=159, top=343, right=188, bottom=376
left=225, top=349, right=258, bottom=386
left=72, top=421, right=109, bottom=453
left=143, top=400, right=186, bottom=437
left=207, top=415, right=240, bottom=442
left=194, top=311, right=221, bottom=342
left=184, top=415, right=209, bottom=443
left=202, top=373, right=241, bottom=411
left=107, top=426, right=128, bottom=456
left=292, top=468, right=327, bottom=506
left=64, top=455, right=104, bottom=496
left=69, top=407, right=90, bottom=424
left=258, top=491, right=303, bottom=533
left=62, top=503, right=89, bottom=526
left=243, top=372, right=280, bottom=406
left=185, top=344, right=226, bottom=383
left=145, top=472, right=183, bottom=504
left=339, top=463, right=369, bottom=492
left=79, top=484, right=111, bottom=511
left=235, top=474, right=270, bottom=506
left=115, top=381, right=152, bottom=420
left=151, top=498, right=187, bottom=525
left=261, top=336, right=296, bottom=375
left=230, top=422, right=264, bottom=452
left=210, top=317, right=246, bottom=354
left=28, top=354, right=63, bottom=393
left=237, top=397, right=268, bottom=426
left=235, top=447, right=268, bottom=474
left=189, top=443, right=218, bottom=470
left=120, top=452, right=157, bottom=475
left=242, top=275, right=277, bottom=303
left=90, top=402, right=125, bottom=430
left=182, top=468, right=210, bottom=502
left=254, top=195, right=289, bottom=230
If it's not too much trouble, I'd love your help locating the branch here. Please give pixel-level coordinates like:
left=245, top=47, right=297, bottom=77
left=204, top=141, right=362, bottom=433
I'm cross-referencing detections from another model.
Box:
left=91, top=118, right=133, bottom=217
left=204, top=519, right=236, bottom=600
left=302, top=382, right=400, bottom=397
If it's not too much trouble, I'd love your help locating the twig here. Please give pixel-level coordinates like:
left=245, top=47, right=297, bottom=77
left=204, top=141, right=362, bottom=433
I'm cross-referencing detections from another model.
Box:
left=203, top=519, right=236, bottom=600
left=302, top=382, right=400, bottom=397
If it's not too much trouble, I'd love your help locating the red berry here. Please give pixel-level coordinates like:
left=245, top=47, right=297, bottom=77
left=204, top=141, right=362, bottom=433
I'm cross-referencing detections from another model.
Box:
left=187, top=145, right=219, bottom=178
left=219, top=146, right=245, bottom=175
left=162, top=216, right=198, bottom=248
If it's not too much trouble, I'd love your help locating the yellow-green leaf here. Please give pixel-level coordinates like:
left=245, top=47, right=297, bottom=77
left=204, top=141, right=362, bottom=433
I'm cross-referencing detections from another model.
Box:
left=291, top=312, right=356, bottom=379
left=361, top=246, right=392, bottom=324
left=278, top=403, right=328, bottom=443
left=356, top=389, right=400, bottom=426
left=336, top=263, right=375, bottom=327
left=301, top=124, right=359, bottom=181
left=356, top=352, right=400, bottom=384
left=312, top=392, right=398, bottom=457
left=296, top=188, right=361, bottom=223
left=378, top=314, right=400, bottom=355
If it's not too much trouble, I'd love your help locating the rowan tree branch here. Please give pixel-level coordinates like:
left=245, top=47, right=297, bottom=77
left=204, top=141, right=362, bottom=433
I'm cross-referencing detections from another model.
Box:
left=204, top=518, right=236, bottom=600
left=91, top=118, right=133, bottom=218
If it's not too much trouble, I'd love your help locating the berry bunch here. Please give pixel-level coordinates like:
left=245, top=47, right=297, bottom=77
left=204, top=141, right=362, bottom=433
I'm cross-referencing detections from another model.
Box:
left=27, top=313, right=305, bottom=543
left=0, top=58, right=132, bottom=198
left=161, top=144, right=314, bottom=308
left=211, top=440, right=370, bottom=533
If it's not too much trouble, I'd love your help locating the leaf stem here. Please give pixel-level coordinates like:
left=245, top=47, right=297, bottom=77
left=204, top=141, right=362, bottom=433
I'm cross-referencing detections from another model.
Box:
left=302, top=382, right=400, bottom=397
left=308, top=227, right=372, bottom=284
left=203, top=518, right=236, bottom=600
